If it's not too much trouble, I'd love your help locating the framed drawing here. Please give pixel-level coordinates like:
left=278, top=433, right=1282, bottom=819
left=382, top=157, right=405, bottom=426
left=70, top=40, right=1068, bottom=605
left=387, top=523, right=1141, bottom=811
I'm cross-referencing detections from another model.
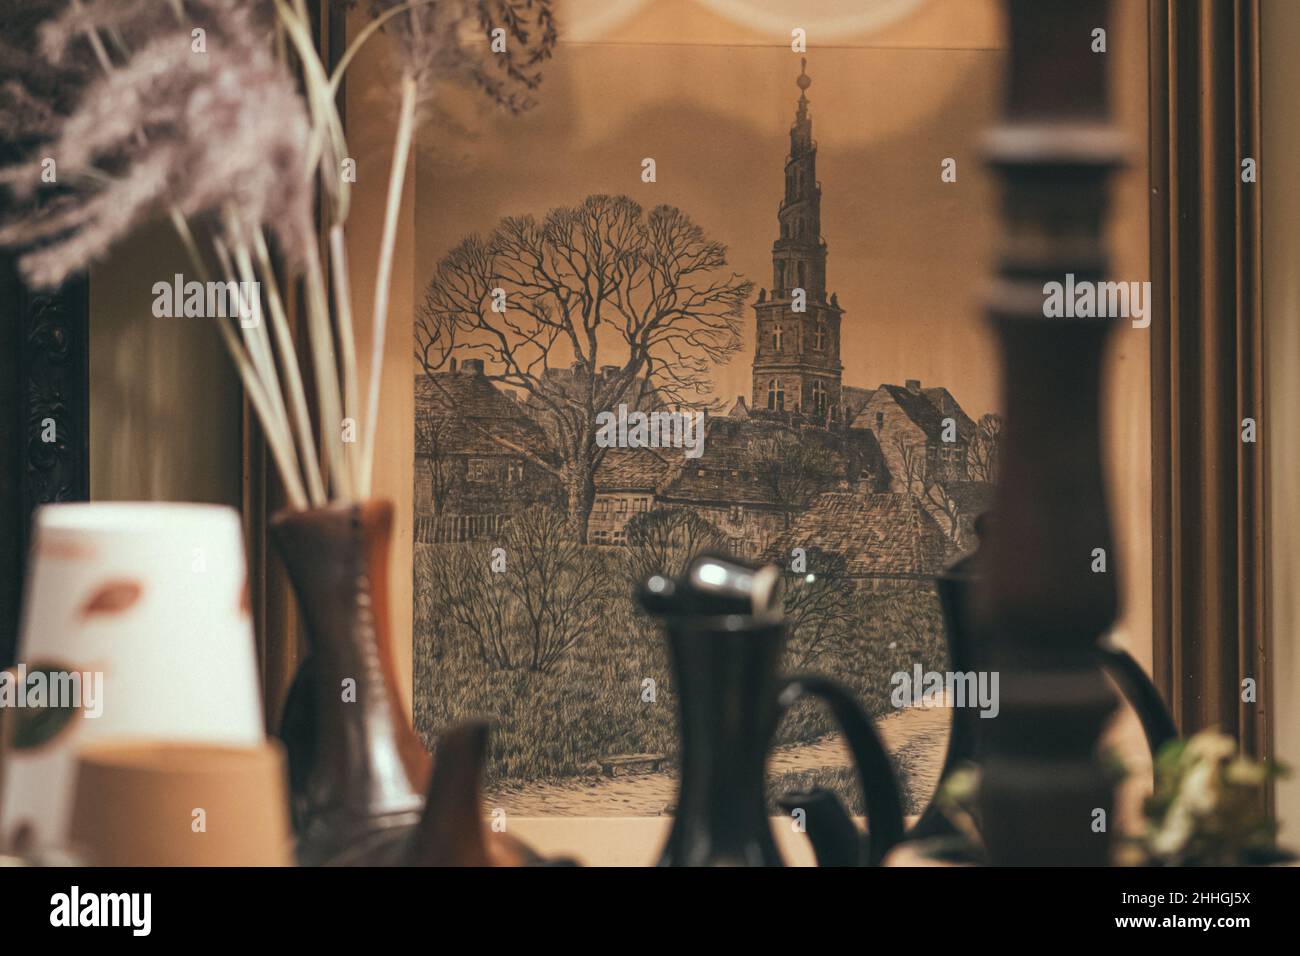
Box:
left=410, top=0, right=1024, bottom=822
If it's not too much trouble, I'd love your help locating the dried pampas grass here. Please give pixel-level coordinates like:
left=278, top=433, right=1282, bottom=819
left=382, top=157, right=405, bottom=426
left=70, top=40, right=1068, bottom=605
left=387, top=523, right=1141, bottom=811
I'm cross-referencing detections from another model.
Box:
left=0, top=0, right=556, bottom=507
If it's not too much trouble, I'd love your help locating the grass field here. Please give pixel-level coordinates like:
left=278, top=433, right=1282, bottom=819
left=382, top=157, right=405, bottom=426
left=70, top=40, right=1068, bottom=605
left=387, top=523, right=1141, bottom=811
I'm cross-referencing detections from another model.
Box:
left=413, top=541, right=948, bottom=788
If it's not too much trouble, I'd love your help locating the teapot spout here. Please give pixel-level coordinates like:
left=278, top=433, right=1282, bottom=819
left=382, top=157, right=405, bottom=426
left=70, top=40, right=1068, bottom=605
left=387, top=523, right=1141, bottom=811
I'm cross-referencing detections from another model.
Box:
left=778, top=788, right=866, bottom=867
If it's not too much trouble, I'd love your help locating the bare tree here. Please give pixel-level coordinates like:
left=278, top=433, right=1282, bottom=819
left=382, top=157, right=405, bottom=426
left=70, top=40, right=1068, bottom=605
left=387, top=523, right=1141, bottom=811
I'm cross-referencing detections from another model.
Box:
left=416, top=195, right=753, bottom=541
left=624, top=507, right=727, bottom=584
left=415, top=414, right=456, bottom=515
left=781, top=547, right=861, bottom=669
left=505, top=505, right=609, bottom=673
left=752, top=429, right=840, bottom=528
left=425, top=543, right=517, bottom=669
left=424, top=506, right=608, bottom=673
left=891, top=434, right=925, bottom=496
left=922, top=481, right=962, bottom=546
left=967, top=412, right=1003, bottom=484
left=892, top=434, right=960, bottom=546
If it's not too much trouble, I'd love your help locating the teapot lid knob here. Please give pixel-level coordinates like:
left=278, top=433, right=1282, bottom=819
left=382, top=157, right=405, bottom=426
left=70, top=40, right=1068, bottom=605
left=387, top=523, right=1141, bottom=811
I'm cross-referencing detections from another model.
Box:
left=637, top=553, right=782, bottom=620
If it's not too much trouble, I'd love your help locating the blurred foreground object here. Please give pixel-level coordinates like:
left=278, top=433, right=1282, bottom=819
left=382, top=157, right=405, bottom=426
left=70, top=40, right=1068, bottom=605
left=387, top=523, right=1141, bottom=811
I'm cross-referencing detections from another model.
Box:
left=0, top=503, right=263, bottom=851
left=639, top=553, right=905, bottom=866
left=1122, top=730, right=1292, bottom=867
left=972, top=0, right=1127, bottom=864
left=69, top=741, right=291, bottom=866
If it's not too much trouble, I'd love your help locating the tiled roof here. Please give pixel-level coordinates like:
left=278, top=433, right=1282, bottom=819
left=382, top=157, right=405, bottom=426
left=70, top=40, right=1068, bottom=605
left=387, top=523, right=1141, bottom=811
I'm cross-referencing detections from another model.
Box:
left=847, top=384, right=976, bottom=446
left=414, top=371, right=552, bottom=458
left=727, top=396, right=751, bottom=418
left=922, top=387, right=977, bottom=440
left=774, top=491, right=948, bottom=577
left=594, top=446, right=680, bottom=492
left=841, top=385, right=876, bottom=421
left=524, top=366, right=668, bottom=417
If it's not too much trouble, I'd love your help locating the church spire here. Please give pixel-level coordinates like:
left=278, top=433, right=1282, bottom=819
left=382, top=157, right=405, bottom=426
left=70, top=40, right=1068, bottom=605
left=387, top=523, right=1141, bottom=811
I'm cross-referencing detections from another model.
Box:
left=750, top=58, right=844, bottom=425
left=776, top=57, right=824, bottom=297
left=793, top=57, right=812, bottom=145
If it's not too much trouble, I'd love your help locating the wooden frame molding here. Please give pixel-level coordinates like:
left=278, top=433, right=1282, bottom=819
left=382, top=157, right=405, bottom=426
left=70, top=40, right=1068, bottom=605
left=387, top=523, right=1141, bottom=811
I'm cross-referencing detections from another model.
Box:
left=1148, top=0, right=1269, bottom=760
left=0, top=266, right=90, bottom=668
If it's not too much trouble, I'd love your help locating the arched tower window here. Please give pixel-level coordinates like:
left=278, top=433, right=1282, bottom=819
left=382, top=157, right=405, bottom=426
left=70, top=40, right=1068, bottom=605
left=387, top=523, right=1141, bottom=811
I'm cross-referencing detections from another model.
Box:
left=767, top=379, right=785, bottom=411
left=812, top=380, right=827, bottom=415
left=772, top=325, right=783, bottom=351
left=813, top=322, right=825, bottom=351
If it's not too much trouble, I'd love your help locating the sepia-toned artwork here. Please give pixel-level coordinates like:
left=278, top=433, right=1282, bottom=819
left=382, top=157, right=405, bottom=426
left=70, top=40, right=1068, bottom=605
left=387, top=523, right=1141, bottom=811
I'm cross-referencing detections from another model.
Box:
left=412, top=0, right=1006, bottom=816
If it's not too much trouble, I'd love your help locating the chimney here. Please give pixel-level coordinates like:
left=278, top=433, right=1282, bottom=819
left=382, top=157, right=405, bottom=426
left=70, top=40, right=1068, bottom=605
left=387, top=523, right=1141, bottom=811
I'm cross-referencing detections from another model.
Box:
left=905, top=378, right=922, bottom=394
left=461, top=358, right=485, bottom=375
left=449, top=357, right=457, bottom=372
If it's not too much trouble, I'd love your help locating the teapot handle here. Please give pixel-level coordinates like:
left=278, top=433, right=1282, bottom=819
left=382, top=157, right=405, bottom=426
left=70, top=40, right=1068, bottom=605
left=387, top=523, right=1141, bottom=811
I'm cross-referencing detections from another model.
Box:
left=776, top=674, right=907, bottom=865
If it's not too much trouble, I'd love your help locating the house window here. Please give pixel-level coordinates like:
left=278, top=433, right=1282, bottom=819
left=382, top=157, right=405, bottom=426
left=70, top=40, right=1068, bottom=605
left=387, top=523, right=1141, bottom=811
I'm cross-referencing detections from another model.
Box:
left=467, top=458, right=492, bottom=482
left=616, top=498, right=628, bottom=513
left=728, top=505, right=744, bottom=524
left=772, top=325, right=783, bottom=351
left=876, top=412, right=884, bottom=429
left=506, top=460, right=525, bottom=482
left=595, top=499, right=609, bottom=514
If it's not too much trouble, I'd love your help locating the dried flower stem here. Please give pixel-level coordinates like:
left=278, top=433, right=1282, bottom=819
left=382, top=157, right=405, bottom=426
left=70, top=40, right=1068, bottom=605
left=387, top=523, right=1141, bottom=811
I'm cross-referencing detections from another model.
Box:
left=302, top=238, right=352, bottom=500
left=254, top=229, right=327, bottom=506
left=170, top=210, right=308, bottom=510
left=330, top=223, right=361, bottom=495
left=360, top=73, right=417, bottom=498
left=214, top=227, right=309, bottom=508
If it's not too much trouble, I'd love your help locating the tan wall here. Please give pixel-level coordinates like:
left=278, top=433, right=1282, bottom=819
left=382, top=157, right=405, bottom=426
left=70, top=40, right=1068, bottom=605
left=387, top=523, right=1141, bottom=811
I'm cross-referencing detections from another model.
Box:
left=89, top=223, right=242, bottom=507
left=1262, top=0, right=1300, bottom=848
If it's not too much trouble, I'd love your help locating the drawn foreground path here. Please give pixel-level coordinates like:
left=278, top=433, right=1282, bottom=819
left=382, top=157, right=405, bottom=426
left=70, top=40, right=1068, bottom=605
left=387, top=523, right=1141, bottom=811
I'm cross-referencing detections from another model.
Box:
left=486, top=703, right=952, bottom=817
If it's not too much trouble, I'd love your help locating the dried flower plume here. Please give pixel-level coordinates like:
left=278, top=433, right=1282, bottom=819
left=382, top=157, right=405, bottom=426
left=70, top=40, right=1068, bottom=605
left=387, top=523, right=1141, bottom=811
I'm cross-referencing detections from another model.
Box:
left=0, top=0, right=557, bottom=508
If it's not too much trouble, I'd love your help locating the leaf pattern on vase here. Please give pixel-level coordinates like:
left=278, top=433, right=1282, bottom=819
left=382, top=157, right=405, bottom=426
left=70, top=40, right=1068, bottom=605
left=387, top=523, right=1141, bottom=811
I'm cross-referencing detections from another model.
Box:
left=7, top=663, right=83, bottom=751
left=77, top=579, right=143, bottom=620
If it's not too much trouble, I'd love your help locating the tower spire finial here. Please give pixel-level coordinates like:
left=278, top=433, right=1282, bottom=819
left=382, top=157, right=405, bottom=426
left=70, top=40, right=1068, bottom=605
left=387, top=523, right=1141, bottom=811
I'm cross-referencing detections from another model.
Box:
left=797, top=57, right=811, bottom=92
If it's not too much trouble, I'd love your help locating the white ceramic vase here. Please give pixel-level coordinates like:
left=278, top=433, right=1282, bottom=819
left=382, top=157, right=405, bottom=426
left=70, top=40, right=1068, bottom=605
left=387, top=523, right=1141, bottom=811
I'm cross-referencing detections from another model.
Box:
left=0, top=502, right=264, bottom=851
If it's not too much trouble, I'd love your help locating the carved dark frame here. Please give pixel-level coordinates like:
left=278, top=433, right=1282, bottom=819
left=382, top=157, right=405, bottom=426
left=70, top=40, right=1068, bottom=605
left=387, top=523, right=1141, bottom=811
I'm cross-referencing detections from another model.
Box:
left=0, top=231, right=90, bottom=669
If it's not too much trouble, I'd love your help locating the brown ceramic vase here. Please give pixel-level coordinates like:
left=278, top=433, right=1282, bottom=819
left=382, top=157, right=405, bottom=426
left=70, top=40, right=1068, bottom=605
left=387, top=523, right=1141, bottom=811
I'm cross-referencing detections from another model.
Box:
left=271, top=499, right=430, bottom=866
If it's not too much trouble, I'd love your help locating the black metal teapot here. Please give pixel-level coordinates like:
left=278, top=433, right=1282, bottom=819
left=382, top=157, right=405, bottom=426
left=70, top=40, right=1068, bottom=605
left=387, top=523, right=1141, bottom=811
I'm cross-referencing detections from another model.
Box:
left=638, top=553, right=905, bottom=866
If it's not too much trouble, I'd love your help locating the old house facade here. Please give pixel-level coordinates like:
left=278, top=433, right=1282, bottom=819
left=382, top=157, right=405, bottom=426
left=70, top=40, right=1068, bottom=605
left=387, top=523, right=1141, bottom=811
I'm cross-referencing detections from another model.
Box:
left=413, top=359, right=560, bottom=541
left=852, top=380, right=974, bottom=494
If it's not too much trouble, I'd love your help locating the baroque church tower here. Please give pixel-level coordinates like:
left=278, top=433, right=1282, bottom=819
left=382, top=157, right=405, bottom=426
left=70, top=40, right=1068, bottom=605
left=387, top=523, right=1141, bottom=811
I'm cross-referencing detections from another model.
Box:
left=751, top=59, right=844, bottom=423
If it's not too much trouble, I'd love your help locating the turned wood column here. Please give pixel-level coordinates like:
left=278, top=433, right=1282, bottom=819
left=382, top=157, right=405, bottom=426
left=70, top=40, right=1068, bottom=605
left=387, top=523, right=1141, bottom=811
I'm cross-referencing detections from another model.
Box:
left=974, top=0, right=1127, bottom=866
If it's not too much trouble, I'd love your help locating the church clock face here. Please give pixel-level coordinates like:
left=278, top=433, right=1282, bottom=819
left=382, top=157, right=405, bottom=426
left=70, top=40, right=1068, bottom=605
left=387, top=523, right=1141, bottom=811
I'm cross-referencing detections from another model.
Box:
left=413, top=1, right=1010, bottom=818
